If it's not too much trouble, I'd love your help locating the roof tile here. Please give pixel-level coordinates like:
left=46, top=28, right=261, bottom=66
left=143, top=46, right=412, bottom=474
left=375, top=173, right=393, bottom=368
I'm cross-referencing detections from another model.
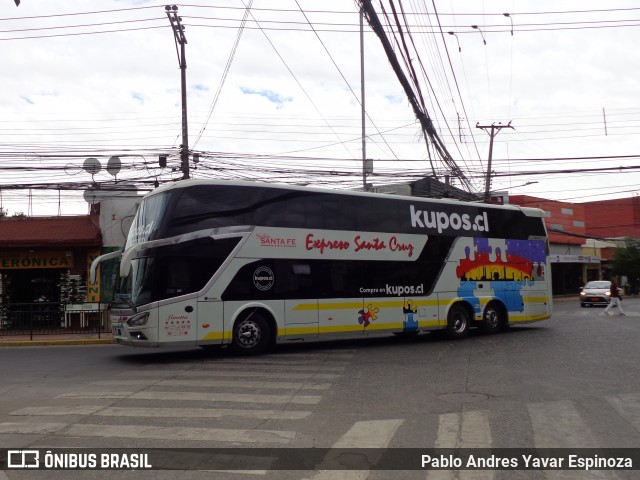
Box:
left=0, top=215, right=102, bottom=248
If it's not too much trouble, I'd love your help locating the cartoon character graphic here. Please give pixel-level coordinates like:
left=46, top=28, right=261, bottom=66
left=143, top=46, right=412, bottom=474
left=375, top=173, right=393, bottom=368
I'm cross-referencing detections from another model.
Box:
left=357, top=304, right=379, bottom=329
left=402, top=300, right=419, bottom=331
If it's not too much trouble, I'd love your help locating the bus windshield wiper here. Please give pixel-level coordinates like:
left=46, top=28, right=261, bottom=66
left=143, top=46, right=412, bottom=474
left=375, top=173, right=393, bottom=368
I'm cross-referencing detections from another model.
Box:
left=110, top=296, right=137, bottom=313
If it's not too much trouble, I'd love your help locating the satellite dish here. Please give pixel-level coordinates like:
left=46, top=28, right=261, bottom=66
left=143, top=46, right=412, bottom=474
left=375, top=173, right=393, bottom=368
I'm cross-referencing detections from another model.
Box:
left=83, top=158, right=101, bottom=176
left=83, top=188, right=99, bottom=204
left=107, top=156, right=121, bottom=177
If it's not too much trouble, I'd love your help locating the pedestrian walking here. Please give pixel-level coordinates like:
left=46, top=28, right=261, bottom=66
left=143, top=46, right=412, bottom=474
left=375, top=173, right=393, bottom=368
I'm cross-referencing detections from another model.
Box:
left=604, top=280, right=625, bottom=316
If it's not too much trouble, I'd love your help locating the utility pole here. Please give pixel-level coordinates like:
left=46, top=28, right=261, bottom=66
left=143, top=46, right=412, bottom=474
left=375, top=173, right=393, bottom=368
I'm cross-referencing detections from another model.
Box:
left=360, top=6, right=367, bottom=191
left=477, top=121, right=513, bottom=202
left=166, top=5, right=189, bottom=180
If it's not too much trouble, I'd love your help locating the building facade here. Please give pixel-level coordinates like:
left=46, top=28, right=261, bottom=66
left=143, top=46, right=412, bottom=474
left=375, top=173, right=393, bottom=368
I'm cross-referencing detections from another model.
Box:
left=509, top=195, right=600, bottom=294
left=582, top=196, right=640, bottom=239
left=0, top=215, right=102, bottom=309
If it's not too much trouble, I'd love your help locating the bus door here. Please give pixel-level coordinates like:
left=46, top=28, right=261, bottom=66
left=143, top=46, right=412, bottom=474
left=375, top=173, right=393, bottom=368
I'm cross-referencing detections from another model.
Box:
left=283, top=262, right=318, bottom=338
left=284, top=299, right=318, bottom=338
left=197, top=299, right=225, bottom=344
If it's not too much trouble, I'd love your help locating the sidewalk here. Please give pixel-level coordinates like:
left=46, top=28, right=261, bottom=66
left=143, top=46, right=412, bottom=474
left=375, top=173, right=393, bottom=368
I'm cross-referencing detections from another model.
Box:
left=0, top=332, right=113, bottom=347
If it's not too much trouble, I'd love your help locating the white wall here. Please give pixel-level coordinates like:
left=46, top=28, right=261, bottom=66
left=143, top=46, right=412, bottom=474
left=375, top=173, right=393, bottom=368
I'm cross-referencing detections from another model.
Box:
left=98, top=197, right=141, bottom=248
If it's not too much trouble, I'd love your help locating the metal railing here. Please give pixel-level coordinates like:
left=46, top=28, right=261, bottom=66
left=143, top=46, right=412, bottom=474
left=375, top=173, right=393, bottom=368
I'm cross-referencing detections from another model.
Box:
left=0, top=302, right=110, bottom=339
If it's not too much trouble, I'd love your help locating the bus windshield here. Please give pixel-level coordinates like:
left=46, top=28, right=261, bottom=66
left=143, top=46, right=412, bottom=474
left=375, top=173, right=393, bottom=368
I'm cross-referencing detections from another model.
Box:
left=125, top=191, right=172, bottom=249
left=112, top=236, right=242, bottom=308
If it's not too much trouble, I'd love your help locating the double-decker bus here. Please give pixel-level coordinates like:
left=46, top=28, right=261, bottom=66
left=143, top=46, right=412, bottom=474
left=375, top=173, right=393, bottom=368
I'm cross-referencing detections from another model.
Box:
left=91, top=180, right=552, bottom=355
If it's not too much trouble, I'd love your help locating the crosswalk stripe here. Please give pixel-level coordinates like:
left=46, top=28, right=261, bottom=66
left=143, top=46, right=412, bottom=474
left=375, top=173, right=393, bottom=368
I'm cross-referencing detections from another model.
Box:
left=606, top=393, right=640, bottom=430
left=90, top=379, right=332, bottom=390
left=10, top=406, right=104, bottom=416
left=247, top=352, right=356, bottom=361
left=428, top=412, right=493, bottom=480
left=528, top=400, right=596, bottom=447
left=56, top=391, right=131, bottom=400
left=303, top=419, right=404, bottom=480
left=215, top=358, right=349, bottom=366
left=197, top=363, right=347, bottom=372
left=96, top=406, right=312, bottom=420
left=528, top=400, right=617, bottom=480
left=57, top=390, right=322, bottom=405
left=0, top=422, right=67, bottom=435
left=121, top=369, right=343, bottom=380
left=10, top=405, right=312, bottom=420
left=435, top=411, right=492, bottom=448
left=64, top=423, right=296, bottom=444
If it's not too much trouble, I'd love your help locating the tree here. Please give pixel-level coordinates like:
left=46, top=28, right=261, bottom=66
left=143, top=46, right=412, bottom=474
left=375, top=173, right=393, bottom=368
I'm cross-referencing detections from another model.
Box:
left=612, top=238, right=640, bottom=294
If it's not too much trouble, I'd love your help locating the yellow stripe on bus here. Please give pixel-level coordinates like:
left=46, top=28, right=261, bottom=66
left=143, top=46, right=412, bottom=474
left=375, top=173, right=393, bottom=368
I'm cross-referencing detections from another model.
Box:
left=292, top=299, right=440, bottom=311
left=200, top=296, right=550, bottom=341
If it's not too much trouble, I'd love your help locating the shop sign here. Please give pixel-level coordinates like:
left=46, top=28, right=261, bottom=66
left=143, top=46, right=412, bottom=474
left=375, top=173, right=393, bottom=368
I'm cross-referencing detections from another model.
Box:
left=0, top=251, right=74, bottom=269
left=549, top=255, right=600, bottom=264
left=87, top=250, right=100, bottom=302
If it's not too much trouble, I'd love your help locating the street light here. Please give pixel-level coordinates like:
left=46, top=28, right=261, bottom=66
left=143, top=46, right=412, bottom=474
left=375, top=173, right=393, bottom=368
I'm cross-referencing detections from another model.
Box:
left=471, top=25, right=487, bottom=45
left=512, top=181, right=539, bottom=189
left=503, top=13, right=514, bottom=36
left=447, top=31, right=461, bottom=52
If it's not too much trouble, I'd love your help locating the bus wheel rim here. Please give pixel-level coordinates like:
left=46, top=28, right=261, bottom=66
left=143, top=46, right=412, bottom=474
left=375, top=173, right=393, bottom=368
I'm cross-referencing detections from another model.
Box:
left=237, top=321, right=261, bottom=348
left=452, top=313, right=466, bottom=332
left=485, top=308, right=499, bottom=328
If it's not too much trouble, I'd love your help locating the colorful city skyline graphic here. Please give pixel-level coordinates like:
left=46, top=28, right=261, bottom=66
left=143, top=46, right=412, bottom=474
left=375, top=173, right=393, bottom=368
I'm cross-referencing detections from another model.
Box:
left=456, top=238, right=546, bottom=313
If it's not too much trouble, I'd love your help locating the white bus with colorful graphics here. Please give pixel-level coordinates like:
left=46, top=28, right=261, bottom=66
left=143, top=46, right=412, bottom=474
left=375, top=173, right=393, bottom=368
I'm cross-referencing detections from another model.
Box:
left=91, top=179, right=552, bottom=355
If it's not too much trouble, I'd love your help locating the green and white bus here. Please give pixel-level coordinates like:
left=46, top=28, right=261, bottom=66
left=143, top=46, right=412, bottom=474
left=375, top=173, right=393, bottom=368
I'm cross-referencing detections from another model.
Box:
left=91, top=180, right=552, bottom=354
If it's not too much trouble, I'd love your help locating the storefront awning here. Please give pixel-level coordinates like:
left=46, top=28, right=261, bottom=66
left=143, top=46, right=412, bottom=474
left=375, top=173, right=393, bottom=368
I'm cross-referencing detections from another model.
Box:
left=0, top=215, right=102, bottom=248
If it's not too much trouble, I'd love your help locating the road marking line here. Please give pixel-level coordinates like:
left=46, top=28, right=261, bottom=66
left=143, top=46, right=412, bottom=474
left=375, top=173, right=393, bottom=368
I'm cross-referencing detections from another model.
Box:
left=303, top=419, right=404, bottom=480
left=429, top=411, right=493, bottom=480
left=121, top=370, right=342, bottom=380
left=606, top=393, right=640, bottom=431
left=528, top=400, right=595, bottom=447
left=528, top=400, right=615, bottom=480
left=65, top=423, right=295, bottom=444
left=96, top=406, right=312, bottom=420
left=10, top=406, right=103, bottom=416
left=0, top=422, right=67, bottom=434
left=91, top=379, right=332, bottom=390
left=201, top=363, right=347, bottom=372
left=58, top=390, right=322, bottom=404
left=56, top=391, right=132, bottom=399
left=10, top=405, right=312, bottom=420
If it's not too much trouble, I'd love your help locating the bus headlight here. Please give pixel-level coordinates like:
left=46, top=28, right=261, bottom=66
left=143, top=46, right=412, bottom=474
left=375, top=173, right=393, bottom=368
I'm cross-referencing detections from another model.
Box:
left=127, top=312, right=150, bottom=327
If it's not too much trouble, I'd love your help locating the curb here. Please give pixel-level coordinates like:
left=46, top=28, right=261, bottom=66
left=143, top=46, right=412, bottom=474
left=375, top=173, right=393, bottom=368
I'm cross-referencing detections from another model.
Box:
left=0, top=338, right=113, bottom=347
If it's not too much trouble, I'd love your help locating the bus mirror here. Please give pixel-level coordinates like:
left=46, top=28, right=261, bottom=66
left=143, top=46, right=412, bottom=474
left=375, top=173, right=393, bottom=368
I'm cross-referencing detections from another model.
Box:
left=89, top=250, right=122, bottom=285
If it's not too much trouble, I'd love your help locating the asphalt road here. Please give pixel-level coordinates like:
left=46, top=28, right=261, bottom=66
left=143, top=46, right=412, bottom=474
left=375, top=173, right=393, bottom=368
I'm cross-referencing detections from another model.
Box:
left=0, top=297, right=639, bottom=479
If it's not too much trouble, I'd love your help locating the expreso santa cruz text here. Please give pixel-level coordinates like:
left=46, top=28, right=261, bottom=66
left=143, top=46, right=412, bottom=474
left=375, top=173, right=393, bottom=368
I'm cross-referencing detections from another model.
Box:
left=305, top=234, right=414, bottom=257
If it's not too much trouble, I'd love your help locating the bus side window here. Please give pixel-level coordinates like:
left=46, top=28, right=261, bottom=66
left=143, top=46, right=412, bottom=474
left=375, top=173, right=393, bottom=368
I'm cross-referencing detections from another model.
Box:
left=292, top=263, right=314, bottom=296
left=156, top=237, right=241, bottom=300
left=161, top=257, right=192, bottom=295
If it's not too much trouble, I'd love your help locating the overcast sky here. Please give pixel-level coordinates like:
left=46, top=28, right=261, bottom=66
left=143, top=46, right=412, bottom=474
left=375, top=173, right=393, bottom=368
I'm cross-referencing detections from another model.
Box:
left=2, top=0, right=640, bottom=216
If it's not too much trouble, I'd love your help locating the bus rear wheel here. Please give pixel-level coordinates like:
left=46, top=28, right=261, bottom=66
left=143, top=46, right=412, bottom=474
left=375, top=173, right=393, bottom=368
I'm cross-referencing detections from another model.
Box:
left=446, top=304, right=470, bottom=339
left=231, top=312, right=271, bottom=356
left=480, top=302, right=504, bottom=334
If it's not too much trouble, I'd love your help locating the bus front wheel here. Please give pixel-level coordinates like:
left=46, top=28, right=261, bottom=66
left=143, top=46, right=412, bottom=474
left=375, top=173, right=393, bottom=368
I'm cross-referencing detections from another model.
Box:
left=446, top=304, right=470, bottom=339
left=231, top=312, right=271, bottom=355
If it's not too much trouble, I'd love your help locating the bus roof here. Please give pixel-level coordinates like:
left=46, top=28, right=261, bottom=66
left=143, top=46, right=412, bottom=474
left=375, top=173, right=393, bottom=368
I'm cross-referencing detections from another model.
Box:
left=144, top=179, right=547, bottom=218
